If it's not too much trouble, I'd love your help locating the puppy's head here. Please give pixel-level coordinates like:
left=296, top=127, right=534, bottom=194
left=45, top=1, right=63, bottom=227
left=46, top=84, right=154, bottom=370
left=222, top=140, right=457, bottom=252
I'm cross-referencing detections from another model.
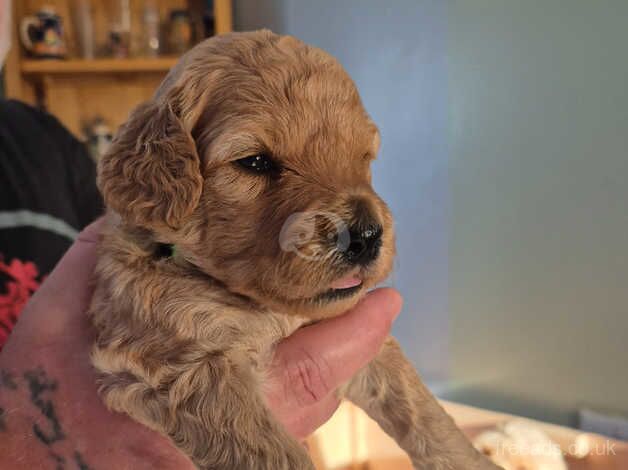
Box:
left=99, top=30, right=394, bottom=318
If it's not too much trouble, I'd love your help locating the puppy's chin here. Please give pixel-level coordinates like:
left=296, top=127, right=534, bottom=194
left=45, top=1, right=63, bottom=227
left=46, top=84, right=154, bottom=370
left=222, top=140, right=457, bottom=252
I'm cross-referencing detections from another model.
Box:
left=307, top=284, right=372, bottom=318
left=262, top=264, right=393, bottom=320
left=260, top=285, right=366, bottom=320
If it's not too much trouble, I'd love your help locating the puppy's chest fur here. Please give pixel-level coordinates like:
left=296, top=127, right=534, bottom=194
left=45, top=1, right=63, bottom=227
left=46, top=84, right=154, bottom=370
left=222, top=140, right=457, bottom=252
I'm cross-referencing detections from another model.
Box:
left=89, top=222, right=307, bottom=394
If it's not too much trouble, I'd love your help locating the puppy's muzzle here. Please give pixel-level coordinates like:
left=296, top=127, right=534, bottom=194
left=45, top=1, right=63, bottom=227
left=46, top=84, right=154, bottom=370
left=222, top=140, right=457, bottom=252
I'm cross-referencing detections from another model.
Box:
left=279, top=197, right=384, bottom=266
left=337, top=197, right=383, bottom=266
left=341, top=223, right=383, bottom=265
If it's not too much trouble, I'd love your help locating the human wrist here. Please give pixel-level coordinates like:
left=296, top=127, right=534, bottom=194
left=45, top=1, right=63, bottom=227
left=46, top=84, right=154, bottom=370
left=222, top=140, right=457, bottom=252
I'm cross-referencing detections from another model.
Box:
left=0, top=361, right=84, bottom=468
left=0, top=356, right=193, bottom=470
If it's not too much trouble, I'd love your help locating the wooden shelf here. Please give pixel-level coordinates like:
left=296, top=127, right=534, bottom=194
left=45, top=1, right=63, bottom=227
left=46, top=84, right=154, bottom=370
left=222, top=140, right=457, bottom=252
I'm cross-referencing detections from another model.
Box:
left=6, top=0, right=233, bottom=137
left=21, top=57, right=180, bottom=75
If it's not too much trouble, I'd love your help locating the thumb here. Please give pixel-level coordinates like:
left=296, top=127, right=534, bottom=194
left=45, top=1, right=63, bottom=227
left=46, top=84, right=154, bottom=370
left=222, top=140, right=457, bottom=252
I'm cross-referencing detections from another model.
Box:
left=269, top=288, right=402, bottom=407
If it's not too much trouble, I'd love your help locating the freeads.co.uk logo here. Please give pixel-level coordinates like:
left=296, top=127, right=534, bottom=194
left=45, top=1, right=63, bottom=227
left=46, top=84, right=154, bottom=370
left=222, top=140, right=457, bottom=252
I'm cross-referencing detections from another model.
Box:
left=279, top=211, right=350, bottom=261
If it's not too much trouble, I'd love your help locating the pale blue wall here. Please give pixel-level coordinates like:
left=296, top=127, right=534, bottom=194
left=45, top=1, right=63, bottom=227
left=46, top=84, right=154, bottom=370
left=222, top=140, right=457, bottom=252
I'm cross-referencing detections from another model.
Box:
left=445, top=1, right=628, bottom=426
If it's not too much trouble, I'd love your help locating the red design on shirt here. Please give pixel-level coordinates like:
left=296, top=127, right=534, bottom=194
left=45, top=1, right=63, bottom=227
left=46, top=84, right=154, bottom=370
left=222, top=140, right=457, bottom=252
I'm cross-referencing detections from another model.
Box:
left=0, top=257, right=43, bottom=349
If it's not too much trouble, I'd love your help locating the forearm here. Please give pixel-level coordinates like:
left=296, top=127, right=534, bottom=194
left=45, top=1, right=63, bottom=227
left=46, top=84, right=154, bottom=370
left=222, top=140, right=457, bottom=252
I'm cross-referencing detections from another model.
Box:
left=0, top=363, right=93, bottom=469
left=0, top=351, right=193, bottom=470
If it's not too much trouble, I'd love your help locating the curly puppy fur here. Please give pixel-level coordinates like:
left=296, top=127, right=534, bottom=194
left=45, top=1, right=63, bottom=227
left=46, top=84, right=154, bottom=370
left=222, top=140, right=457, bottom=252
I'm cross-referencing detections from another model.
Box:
left=90, top=30, right=500, bottom=470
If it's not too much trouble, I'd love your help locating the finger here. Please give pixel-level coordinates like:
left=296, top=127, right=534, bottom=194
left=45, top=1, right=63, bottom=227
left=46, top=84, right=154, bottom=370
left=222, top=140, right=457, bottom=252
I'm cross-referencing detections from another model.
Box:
left=281, top=393, right=341, bottom=439
left=31, top=217, right=104, bottom=307
left=76, top=217, right=105, bottom=244
left=271, top=288, right=402, bottom=407
left=14, top=217, right=105, bottom=341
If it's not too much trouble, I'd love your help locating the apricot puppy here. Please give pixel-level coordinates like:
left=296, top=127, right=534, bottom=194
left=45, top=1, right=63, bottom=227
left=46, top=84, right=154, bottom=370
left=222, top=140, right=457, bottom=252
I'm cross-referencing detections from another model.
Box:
left=90, top=30, right=500, bottom=470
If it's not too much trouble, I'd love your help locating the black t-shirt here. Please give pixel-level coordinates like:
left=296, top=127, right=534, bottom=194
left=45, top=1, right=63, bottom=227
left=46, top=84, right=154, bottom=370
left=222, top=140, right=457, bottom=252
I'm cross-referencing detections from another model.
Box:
left=0, top=99, right=103, bottom=348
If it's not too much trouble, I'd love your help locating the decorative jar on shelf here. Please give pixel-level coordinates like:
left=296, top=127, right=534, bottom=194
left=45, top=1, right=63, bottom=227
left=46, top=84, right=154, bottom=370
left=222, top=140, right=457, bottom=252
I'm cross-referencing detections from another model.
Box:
left=168, top=10, right=193, bottom=55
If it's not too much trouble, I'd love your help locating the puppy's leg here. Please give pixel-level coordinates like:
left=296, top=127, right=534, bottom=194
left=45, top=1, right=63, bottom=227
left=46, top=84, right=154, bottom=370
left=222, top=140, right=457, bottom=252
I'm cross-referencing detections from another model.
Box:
left=343, top=337, right=501, bottom=470
left=95, top=349, right=314, bottom=470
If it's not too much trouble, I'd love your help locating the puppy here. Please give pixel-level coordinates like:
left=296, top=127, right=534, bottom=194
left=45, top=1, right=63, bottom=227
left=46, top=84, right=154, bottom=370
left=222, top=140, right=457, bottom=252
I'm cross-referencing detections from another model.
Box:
left=90, top=30, right=500, bottom=470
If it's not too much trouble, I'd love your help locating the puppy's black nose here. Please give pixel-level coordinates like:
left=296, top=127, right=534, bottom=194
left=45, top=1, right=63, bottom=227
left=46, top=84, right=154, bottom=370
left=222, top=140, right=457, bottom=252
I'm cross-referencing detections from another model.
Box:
left=344, top=224, right=383, bottom=265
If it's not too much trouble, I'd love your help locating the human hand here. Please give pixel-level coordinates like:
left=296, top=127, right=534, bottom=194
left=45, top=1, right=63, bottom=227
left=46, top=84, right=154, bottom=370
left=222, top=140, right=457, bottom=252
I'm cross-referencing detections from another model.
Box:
left=0, top=219, right=402, bottom=469
left=265, top=288, right=402, bottom=439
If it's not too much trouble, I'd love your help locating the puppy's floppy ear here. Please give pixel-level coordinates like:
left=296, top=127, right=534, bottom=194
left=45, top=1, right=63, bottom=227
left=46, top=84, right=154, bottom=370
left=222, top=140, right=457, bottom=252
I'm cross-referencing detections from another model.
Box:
left=97, top=91, right=203, bottom=230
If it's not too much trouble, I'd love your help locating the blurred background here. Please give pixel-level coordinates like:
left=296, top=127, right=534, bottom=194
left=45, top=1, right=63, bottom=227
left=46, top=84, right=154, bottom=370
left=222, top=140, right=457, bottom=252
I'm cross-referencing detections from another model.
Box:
left=2, top=1, right=627, bottom=468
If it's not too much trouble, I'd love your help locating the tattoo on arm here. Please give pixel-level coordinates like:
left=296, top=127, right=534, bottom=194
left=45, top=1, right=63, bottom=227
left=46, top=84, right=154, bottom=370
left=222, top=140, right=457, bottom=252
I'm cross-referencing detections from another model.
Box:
left=50, top=451, right=66, bottom=470
left=24, top=367, right=66, bottom=444
left=0, top=369, right=18, bottom=390
left=0, top=368, right=18, bottom=433
left=74, top=451, right=91, bottom=470
left=0, top=366, right=93, bottom=469
left=0, top=406, right=6, bottom=432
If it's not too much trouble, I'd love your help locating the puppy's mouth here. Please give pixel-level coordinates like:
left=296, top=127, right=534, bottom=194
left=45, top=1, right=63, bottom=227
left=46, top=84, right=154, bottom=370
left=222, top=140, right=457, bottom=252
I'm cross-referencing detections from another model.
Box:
left=315, top=271, right=363, bottom=302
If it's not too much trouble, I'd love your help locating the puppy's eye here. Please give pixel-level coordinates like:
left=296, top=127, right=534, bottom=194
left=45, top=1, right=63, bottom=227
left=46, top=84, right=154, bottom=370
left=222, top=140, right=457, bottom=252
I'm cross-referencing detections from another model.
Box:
left=235, top=154, right=279, bottom=174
